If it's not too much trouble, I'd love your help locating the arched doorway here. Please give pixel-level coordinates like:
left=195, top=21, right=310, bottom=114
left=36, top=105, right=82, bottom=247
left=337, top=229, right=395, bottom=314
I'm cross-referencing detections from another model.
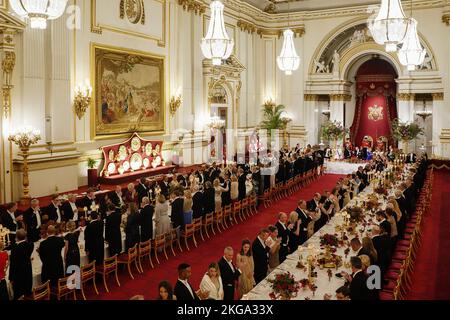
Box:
left=350, top=58, right=398, bottom=151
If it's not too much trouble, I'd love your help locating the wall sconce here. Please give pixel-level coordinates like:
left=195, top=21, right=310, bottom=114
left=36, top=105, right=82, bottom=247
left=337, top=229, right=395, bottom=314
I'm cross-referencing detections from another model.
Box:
left=73, top=81, right=92, bottom=120
left=169, top=94, right=182, bottom=117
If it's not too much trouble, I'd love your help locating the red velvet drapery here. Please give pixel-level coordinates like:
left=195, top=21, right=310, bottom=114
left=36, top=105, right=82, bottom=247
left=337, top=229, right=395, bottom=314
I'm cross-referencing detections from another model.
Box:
left=350, top=60, right=398, bottom=148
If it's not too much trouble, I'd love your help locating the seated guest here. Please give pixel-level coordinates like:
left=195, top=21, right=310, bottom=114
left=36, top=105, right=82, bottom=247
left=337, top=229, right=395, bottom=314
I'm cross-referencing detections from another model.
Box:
left=9, top=230, right=34, bottom=300
left=62, top=194, right=79, bottom=223
left=0, top=242, right=9, bottom=301
left=201, top=262, right=224, bottom=300
left=155, top=194, right=171, bottom=236
left=38, top=225, right=65, bottom=286
left=23, top=199, right=42, bottom=243
left=140, top=197, right=154, bottom=242
left=342, top=256, right=374, bottom=300
left=84, top=211, right=104, bottom=265
left=218, top=247, right=240, bottom=301
left=124, top=183, right=138, bottom=205
left=192, top=186, right=204, bottom=219
left=136, top=178, right=149, bottom=207
left=64, top=221, right=80, bottom=269
left=104, top=204, right=123, bottom=257
left=158, top=281, right=176, bottom=300
left=174, top=263, right=200, bottom=300
left=44, top=195, right=63, bottom=223
left=252, top=228, right=270, bottom=284
left=125, top=203, right=141, bottom=250
left=171, top=190, right=184, bottom=231
left=110, top=185, right=126, bottom=208
left=236, top=239, right=255, bottom=298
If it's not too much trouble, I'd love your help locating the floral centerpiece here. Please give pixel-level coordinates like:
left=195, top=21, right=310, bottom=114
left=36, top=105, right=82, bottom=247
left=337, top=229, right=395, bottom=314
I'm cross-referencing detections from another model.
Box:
left=391, top=119, right=424, bottom=142
left=321, top=120, right=348, bottom=142
left=320, top=233, right=340, bottom=247
left=268, top=272, right=301, bottom=300
left=374, top=185, right=388, bottom=196
left=317, top=247, right=343, bottom=269
left=347, top=206, right=364, bottom=222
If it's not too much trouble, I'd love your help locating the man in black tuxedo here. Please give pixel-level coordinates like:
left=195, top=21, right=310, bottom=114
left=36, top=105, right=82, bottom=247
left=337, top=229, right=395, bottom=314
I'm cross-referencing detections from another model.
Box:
left=307, top=193, right=321, bottom=212
left=275, top=212, right=291, bottom=262
left=104, top=204, right=123, bottom=257
left=170, top=190, right=184, bottom=230
left=252, top=228, right=270, bottom=284
left=9, top=230, right=34, bottom=300
left=350, top=237, right=374, bottom=265
left=140, top=197, right=154, bottom=242
left=345, top=256, right=374, bottom=300
left=218, top=247, right=241, bottom=300
left=177, top=174, right=188, bottom=189
left=135, top=178, right=149, bottom=207
left=174, top=263, right=200, bottom=300
left=406, top=152, right=417, bottom=164
left=356, top=166, right=368, bottom=191
left=109, top=185, right=125, bottom=209
left=295, top=200, right=312, bottom=244
left=45, top=194, right=63, bottom=223
left=78, top=189, right=99, bottom=211
left=375, top=211, right=392, bottom=237
left=61, top=194, right=79, bottom=223
left=0, top=202, right=23, bottom=245
left=84, top=211, right=104, bottom=264
left=192, top=187, right=204, bottom=219
left=371, top=225, right=391, bottom=277
left=23, top=199, right=42, bottom=243
left=38, top=225, right=65, bottom=286
left=159, top=176, right=170, bottom=198
left=237, top=169, right=246, bottom=200
left=203, top=182, right=215, bottom=215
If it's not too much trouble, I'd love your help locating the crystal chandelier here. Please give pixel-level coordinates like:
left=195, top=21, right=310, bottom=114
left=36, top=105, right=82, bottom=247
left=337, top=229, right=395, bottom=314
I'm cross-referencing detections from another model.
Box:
left=208, top=114, right=226, bottom=129
left=201, top=1, right=234, bottom=66
left=277, top=29, right=300, bottom=75
left=8, top=126, right=41, bottom=148
left=398, top=19, right=426, bottom=71
left=368, top=0, right=409, bottom=52
left=415, top=100, right=432, bottom=121
left=9, top=0, right=68, bottom=29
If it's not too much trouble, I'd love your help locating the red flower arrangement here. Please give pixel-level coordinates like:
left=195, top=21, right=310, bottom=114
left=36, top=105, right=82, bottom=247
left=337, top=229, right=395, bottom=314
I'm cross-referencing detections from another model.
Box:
left=268, top=272, right=301, bottom=300
left=320, top=234, right=340, bottom=247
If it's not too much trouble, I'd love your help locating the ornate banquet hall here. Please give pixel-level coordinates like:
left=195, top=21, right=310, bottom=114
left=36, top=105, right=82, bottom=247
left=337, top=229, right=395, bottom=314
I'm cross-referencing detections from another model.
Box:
left=0, top=0, right=450, bottom=302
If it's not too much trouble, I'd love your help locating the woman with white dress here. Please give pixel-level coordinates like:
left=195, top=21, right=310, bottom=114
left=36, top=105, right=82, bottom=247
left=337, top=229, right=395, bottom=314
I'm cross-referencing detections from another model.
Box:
left=154, top=194, right=171, bottom=236
left=213, top=179, right=229, bottom=212
left=199, top=262, right=224, bottom=300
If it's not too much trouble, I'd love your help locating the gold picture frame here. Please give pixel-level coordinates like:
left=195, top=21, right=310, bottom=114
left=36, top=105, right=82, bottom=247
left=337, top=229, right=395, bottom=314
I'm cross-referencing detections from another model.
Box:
left=91, top=43, right=165, bottom=140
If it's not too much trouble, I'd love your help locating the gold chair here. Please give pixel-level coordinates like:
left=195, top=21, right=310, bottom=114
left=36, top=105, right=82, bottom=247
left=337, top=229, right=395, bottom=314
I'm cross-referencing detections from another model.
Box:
left=165, top=227, right=183, bottom=256
left=96, top=255, right=121, bottom=293
left=80, top=261, right=99, bottom=300
left=117, top=244, right=141, bottom=280
left=222, top=205, right=232, bottom=228
left=138, top=240, right=154, bottom=270
left=232, top=201, right=243, bottom=223
left=241, top=198, right=250, bottom=219
left=192, top=218, right=204, bottom=242
left=152, top=234, right=168, bottom=264
left=203, top=213, right=215, bottom=238
left=30, top=280, right=51, bottom=301
left=180, top=223, right=197, bottom=251
left=51, top=276, right=77, bottom=300
left=213, top=209, right=225, bottom=233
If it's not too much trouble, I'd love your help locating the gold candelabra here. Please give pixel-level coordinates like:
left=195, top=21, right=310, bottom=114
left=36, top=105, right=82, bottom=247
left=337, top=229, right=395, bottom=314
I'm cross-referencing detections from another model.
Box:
left=73, top=81, right=92, bottom=120
left=8, top=126, right=41, bottom=200
left=0, top=225, right=11, bottom=248
left=169, top=94, right=182, bottom=116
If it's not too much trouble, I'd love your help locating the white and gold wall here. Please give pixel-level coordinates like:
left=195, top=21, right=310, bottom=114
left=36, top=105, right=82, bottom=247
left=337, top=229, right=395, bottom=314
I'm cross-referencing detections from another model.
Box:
left=1, top=0, right=450, bottom=202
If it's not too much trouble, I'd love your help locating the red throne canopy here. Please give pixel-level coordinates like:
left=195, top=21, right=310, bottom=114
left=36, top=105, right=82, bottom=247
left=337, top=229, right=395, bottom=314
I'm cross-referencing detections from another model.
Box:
left=350, top=59, right=398, bottom=150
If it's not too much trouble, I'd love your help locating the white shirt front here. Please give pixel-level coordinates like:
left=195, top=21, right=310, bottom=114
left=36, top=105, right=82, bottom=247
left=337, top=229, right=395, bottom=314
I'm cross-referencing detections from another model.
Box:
left=33, top=209, right=42, bottom=229
left=224, top=257, right=235, bottom=273
left=69, top=202, right=78, bottom=221
left=178, top=278, right=195, bottom=298
left=7, top=210, right=17, bottom=234
left=52, top=203, right=62, bottom=223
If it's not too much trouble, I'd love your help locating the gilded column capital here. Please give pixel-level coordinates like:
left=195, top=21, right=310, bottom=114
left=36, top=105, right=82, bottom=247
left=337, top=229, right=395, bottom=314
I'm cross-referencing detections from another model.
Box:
left=304, top=94, right=318, bottom=101
left=442, top=14, right=450, bottom=26
left=237, top=20, right=257, bottom=34
left=178, top=0, right=206, bottom=15
left=397, top=93, right=414, bottom=101
left=432, top=92, right=444, bottom=101
left=330, top=94, right=351, bottom=101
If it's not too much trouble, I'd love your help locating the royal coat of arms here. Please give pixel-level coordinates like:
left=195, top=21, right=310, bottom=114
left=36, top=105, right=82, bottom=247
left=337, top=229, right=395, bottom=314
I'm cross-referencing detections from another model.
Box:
left=368, top=105, right=384, bottom=122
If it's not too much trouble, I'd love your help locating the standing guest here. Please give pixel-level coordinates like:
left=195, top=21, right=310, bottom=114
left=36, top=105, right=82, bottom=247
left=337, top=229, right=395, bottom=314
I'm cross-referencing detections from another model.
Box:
left=84, top=211, right=104, bottom=264
left=275, top=212, right=291, bottom=263
left=237, top=169, right=246, bottom=201
left=230, top=175, right=239, bottom=202
left=183, top=190, right=193, bottom=225
left=8, top=230, right=34, bottom=300
left=200, top=262, right=224, bottom=300
left=124, top=183, right=138, bottom=205
left=62, top=194, right=79, bottom=223
left=136, top=178, right=149, bottom=207
left=371, top=225, right=391, bottom=277
left=155, top=194, right=171, bottom=236
left=236, top=239, right=255, bottom=298
left=213, top=179, right=229, bottom=212
left=203, top=181, right=216, bottom=215
left=38, top=225, right=65, bottom=286
left=218, top=247, right=241, bottom=301
left=385, top=207, right=398, bottom=248
left=361, top=237, right=378, bottom=265
left=0, top=202, right=23, bottom=245
left=267, top=225, right=281, bottom=272
left=245, top=174, right=254, bottom=197
left=45, top=195, right=63, bottom=223
left=295, top=200, right=312, bottom=244
left=64, top=221, right=80, bottom=269
left=221, top=174, right=232, bottom=207
left=342, top=257, right=375, bottom=300
left=171, top=190, right=185, bottom=230
left=140, top=197, right=154, bottom=242
left=252, top=228, right=270, bottom=284
left=104, top=204, right=123, bottom=257
left=288, top=211, right=301, bottom=253
left=375, top=210, right=392, bottom=237
left=174, top=263, right=200, bottom=300
left=110, top=185, right=126, bottom=208
left=125, top=203, right=141, bottom=250
left=79, top=189, right=98, bottom=211
left=0, top=242, right=9, bottom=301
left=159, top=176, right=170, bottom=198
left=158, top=281, right=176, bottom=300
left=192, top=186, right=204, bottom=219
left=23, top=199, right=42, bottom=243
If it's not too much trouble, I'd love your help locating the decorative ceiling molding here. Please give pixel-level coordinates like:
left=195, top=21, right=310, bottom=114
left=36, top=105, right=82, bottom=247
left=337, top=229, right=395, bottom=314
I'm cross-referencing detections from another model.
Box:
left=237, top=20, right=257, bottom=34
left=178, top=0, right=206, bottom=15
left=257, top=26, right=305, bottom=38
left=0, top=10, right=27, bottom=31
left=442, top=13, right=450, bottom=25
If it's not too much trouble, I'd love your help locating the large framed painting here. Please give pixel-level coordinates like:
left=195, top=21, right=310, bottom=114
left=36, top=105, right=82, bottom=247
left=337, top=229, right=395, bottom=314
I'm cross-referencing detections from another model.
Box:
left=91, top=43, right=165, bottom=139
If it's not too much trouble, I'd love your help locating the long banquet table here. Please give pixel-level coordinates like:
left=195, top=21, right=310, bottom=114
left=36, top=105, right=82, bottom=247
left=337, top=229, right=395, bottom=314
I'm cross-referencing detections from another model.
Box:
left=243, top=165, right=412, bottom=300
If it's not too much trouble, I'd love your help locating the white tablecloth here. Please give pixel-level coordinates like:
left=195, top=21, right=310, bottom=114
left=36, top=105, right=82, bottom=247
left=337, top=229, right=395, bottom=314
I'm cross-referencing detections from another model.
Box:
left=243, top=167, right=409, bottom=300
left=324, top=161, right=362, bottom=175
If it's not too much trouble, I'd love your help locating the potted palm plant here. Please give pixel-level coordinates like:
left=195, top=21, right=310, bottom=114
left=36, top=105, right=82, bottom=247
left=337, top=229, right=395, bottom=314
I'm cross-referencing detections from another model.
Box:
left=260, top=103, right=288, bottom=143
left=87, top=157, right=98, bottom=187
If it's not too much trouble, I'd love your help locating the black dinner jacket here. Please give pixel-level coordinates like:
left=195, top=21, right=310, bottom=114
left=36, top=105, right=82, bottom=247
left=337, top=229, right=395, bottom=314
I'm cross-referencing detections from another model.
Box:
left=275, top=221, right=290, bottom=247
left=139, top=204, right=154, bottom=241
left=61, top=202, right=77, bottom=222
left=350, top=270, right=373, bottom=300
left=238, top=174, right=246, bottom=200
left=170, top=197, right=184, bottom=229
left=159, top=181, right=169, bottom=197
left=192, top=191, right=204, bottom=218
left=8, top=241, right=34, bottom=290
left=135, top=183, right=149, bottom=205
left=109, top=192, right=124, bottom=208
left=252, top=237, right=269, bottom=279
left=174, top=280, right=200, bottom=300
left=218, top=257, right=241, bottom=287
left=23, top=208, right=42, bottom=242
left=0, top=210, right=19, bottom=232
left=44, top=203, right=62, bottom=222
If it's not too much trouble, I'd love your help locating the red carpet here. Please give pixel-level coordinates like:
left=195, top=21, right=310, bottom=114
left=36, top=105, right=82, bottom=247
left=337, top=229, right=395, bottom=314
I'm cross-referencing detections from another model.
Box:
left=407, top=170, right=450, bottom=300
left=85, top=174, right=343, bottom=300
